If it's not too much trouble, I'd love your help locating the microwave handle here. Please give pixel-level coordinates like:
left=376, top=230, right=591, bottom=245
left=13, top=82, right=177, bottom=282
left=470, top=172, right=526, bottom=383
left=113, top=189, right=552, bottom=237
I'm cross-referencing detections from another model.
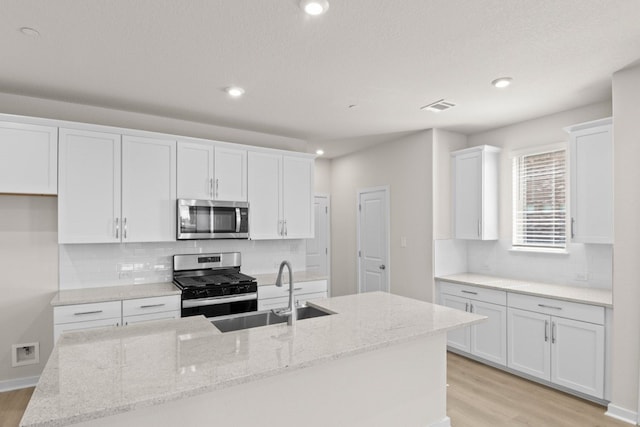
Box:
left=236, top=208, right=241, bottom=233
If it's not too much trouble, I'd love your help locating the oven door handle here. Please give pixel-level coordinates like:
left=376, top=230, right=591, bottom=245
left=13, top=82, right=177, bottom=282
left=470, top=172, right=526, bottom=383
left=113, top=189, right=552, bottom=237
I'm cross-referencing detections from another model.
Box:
left=182, top=293, right=257, bottom=308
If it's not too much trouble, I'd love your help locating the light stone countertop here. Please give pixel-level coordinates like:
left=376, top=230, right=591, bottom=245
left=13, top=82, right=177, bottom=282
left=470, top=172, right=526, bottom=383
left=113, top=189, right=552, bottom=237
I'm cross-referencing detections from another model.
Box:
left=50, top=282, right=181, bottom=307
left=251, top=270, right=328, bottom=286
left=435, top=273, right=612, bottom=308
left=21, top=291, right=483, bottom=427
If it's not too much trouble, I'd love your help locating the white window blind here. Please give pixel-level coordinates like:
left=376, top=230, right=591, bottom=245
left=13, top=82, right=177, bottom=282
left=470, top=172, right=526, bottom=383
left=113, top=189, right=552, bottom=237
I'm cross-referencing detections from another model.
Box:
left=513, top=148, right=566, bottom=249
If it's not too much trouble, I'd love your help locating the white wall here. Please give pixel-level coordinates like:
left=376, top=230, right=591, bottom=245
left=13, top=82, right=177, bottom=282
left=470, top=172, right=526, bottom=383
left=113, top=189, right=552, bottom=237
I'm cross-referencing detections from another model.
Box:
left=610, top=63, right=640, bottom=418
left=0, top=196, right=57, bottom=386
left=314, top=158, right=331, bottom=195
left=330, top=130, right=434, bottom=301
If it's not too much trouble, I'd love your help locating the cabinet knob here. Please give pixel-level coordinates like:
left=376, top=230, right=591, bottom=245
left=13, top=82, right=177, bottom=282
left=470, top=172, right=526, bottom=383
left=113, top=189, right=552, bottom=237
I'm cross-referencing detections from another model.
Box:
left=379, top=265, right=386, bottom=270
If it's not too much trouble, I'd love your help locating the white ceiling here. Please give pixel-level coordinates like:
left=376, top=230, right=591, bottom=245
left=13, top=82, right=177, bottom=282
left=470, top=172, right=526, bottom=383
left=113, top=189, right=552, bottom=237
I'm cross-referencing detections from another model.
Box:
left=2, top=1, right=640, bottom=158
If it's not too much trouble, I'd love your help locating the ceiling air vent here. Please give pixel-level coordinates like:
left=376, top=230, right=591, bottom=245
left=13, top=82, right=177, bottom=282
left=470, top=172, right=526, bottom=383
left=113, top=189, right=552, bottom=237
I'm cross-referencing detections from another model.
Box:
left=420, top=99, right=456, bottom=113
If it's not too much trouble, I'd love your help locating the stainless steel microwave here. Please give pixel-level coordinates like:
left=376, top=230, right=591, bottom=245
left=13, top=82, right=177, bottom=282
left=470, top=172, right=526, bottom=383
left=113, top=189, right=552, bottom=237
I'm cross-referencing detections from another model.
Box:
left=177, top=199, right=249, bottom=240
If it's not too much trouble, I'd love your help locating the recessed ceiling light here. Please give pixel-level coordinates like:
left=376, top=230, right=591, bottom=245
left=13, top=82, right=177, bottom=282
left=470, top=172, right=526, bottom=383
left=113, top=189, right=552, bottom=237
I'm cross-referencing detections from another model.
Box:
left=300, top=0, right=330, bottom=16
left=20, top=27, right=40, bottom=37
left=491, top=77, right=513, bottom=88
left=316, top=149, right=324, bottom=156
left=225, top=86, right=245, bottom=98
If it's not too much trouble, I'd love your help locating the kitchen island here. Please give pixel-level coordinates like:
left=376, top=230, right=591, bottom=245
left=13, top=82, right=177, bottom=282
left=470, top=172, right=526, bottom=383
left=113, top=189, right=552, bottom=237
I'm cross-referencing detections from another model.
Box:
left=20, top=291, right=483, bottom=427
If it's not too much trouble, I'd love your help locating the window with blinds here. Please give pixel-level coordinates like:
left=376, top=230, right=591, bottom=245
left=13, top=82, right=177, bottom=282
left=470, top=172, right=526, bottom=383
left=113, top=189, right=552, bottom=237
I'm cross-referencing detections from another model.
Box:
left=512, top=148, right=567, bottom=249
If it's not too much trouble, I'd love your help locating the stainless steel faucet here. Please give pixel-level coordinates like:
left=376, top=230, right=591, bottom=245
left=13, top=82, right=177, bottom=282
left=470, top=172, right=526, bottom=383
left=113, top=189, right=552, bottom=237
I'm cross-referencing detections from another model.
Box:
left=274, top=260, right=296, bottom=326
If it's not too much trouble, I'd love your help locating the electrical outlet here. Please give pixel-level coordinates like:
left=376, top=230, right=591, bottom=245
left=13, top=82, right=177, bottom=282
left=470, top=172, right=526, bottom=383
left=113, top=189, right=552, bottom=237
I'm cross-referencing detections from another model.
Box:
left=12, top=342, right=39, bottom=367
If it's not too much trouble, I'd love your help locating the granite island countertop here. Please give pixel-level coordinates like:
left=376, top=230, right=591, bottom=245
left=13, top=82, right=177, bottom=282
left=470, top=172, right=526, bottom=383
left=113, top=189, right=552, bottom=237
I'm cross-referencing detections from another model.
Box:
left=435, top=273, right=612, bottom=308
left=21, top=291, right=483, bottom=427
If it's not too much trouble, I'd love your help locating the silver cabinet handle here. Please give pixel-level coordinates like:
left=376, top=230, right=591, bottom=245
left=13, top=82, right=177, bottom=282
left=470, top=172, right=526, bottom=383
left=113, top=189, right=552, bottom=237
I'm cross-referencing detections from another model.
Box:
left=379, top=265, right=386, bottom=270
left=140, top=304, right=165, bottom=309
left=571, top=217, right=575, bottom=239
left=209, top=178, right=214, bottom=199
left=123, top=217, right=127, bottom=239
left=461, top=290, right=478, bottom=295
left=74, top=310, right=103, bottom=316
left=284, top=220, right=288, bottom=236
left=544, top=320, right=549, bottom=342
left=552, top=322, right=556, bottom=344
left=470, top=303, right=474, bottom=313
left=115, top=218, right=119, bottom=239
left=538, top=304, right=562, bottom=310
left=283, top=287, right=302, bottom=293
left=278, top=220, right=283, bottom=236
left=477, top=219, right=481, bottom=238
left=215, top=178, right=219, bottom=199
left=465, top=302, right=469, bottom=312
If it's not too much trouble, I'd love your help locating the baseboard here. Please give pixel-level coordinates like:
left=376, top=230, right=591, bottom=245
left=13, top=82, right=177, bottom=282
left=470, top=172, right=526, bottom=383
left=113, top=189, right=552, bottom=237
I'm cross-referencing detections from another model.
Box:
left=428, top=416, right=451, bottom=427
left=0, top=375, right=39, bottom=392
left=605, top=403, right=637, bottom=425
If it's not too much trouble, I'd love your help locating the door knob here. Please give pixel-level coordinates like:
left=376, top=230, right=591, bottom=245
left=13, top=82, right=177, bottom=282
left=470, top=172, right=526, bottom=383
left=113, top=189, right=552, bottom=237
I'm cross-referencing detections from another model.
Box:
left=379, top=265, right=386, bottom=270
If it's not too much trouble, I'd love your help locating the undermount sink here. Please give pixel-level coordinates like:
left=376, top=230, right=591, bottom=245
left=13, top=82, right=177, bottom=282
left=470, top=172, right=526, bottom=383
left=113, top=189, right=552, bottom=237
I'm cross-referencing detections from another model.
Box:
left=212, top=305, right=332, bottom=333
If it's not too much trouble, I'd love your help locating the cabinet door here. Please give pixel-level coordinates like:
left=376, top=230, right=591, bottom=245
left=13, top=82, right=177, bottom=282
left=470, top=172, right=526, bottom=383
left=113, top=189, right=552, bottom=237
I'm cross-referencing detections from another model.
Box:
left=123, top=310, right=180, bottom=326
left=248, top=151, right=282, bottom=239
left=570, top=125, right=612, bottom=243
left=551, top=317, right=604, bottom=398
left=282, top=156, right=314, bottom=239
left=470, top=300, right=507, bottom=366
left=58, top=128, right=122, bottom=243
left=214, top=146, right=247, bottom=201
left=507, top=308, right=551, bottom=381
left=122, top=135, right=176, bottom=242
left=452, top=151, right=482, bottom=240
left=441, top=294, right=471, bottom=353
left=0, top=121, right=58, bottom=195
left=177, top=141, right=214, bottom=199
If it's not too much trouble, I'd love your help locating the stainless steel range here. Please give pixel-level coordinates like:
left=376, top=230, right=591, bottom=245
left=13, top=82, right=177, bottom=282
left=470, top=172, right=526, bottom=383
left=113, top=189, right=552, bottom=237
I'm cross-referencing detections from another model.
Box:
left=173, top=252, right=258, bottom=318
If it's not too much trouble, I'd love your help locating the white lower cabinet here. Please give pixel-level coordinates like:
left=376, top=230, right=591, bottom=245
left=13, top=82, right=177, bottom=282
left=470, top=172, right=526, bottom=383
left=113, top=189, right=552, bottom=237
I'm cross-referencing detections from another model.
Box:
left=258, top=280, right=327, bottom=311
left=439, top=282, right=507, bottom=366
left=507, top=294, right=605, bottom=399
left=54, top=295, right=181, bottom=341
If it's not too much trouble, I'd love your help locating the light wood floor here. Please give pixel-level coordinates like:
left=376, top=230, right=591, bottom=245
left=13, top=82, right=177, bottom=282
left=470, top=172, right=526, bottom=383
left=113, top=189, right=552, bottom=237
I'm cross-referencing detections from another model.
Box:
left=0, top=355, right=631, bottom=427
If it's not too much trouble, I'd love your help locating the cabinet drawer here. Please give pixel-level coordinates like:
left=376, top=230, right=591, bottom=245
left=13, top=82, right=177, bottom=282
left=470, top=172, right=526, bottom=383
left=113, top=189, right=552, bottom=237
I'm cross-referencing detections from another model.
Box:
left=123, top=310, right=181, bottom=326
left=508, top=293, right=604, bottom=325
left=122, top=295, right=180, bottom=317
left=54, top=318, right=120, bottom=341
left=54, top=301, right=122, bottom=324
left=259, top=280, right=327, bottom=300
left=438, top=281, right=506, bottom=306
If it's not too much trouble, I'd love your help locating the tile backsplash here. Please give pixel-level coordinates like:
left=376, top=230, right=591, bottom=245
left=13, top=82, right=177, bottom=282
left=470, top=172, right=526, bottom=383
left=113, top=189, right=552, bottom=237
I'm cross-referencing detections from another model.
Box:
left=435, top=239, right=612, bottom=289
left=59, top=239, right=306, bottom=290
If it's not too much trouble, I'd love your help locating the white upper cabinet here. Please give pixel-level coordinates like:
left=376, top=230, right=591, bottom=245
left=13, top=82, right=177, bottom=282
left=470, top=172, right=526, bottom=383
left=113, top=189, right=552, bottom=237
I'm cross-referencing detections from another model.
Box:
left=121, top=135, right=176, bottom=242
left=59, top=129, right=176, bottom=244
left=176, top=142, right=247, bottom=201
left=214, top=146, right=247, bottom=201
left=58, top=128, right=122, bottom=244
left=0, top=121, right=58, bottom=195
left=177, top=141, right=214, bottom=200
left=451, top=145, right=500, bottom=240
left=282, top=156, right=314, bottom=239
left=248, top=151, right=314, bottom=240
left=565, top=118, right=613, bottom=244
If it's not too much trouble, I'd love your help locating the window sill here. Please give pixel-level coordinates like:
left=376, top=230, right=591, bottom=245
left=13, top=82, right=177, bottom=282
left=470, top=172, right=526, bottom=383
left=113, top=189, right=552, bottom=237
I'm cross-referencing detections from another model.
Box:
left=509, top=246, right=569, bottom=255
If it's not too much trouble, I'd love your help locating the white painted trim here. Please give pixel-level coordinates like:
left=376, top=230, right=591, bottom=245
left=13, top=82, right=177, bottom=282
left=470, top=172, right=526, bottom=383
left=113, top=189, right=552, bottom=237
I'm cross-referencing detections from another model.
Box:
left=0, top=375, right=39, bottom=392
left=605, top=403, right=637, bottom=425
left=356, top=186, right=391, bottom=294
left=428, top=416, right=451, bottom=427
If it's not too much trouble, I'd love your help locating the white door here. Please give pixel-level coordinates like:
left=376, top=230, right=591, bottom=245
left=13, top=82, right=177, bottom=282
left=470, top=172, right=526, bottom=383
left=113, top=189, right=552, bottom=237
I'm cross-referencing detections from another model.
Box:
left=0, top=121, right=58, bottom=195
left=551, top=316, right=604, bottom=398
left=58, top=128, right=122, bottom=244
left=282, top=156, right=314, bottom=239
left=214, top=146, right=247, bottom=201
left=470, top=300, right=507, bottom=366
left=507, top=308, right=551, bottom=381
left=306, top=195, right=329, bottom=276
left=121, top=135, right=176, bottom=242
left=453, top=150, right=482, bottom=239
left=248, top=151, right=282, bottom=239
left=357, top=187, right=389, bottom=293
left=176, top=141, right=214, bottom=200
left=441, top=294, right=471, bottom=352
